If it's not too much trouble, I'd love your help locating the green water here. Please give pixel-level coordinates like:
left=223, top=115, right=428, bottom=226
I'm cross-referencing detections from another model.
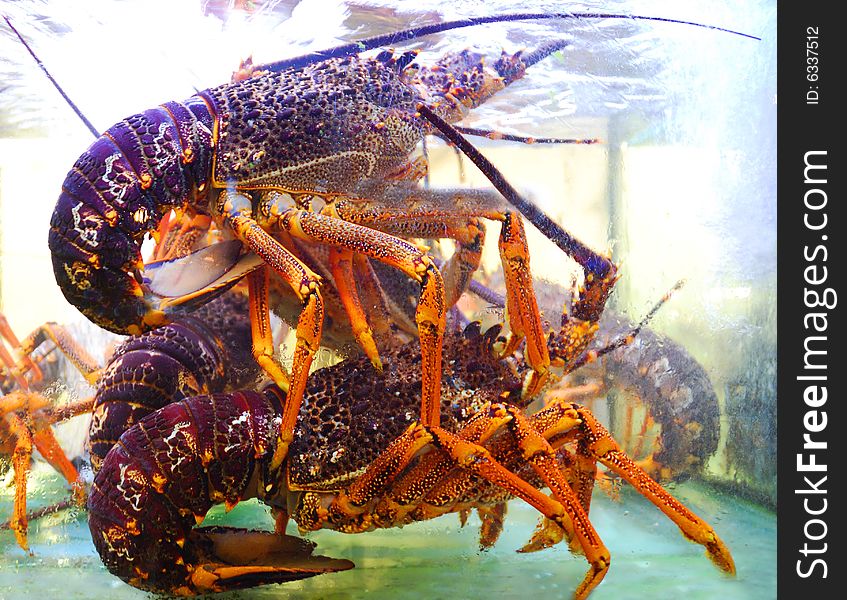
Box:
left=0, top=465, right=775, bottom=600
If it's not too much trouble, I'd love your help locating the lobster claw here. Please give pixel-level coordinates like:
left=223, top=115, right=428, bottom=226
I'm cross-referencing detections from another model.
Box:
left=143, top=239, right=264, bottom=312
left=183, top=527, right=354, bottom=594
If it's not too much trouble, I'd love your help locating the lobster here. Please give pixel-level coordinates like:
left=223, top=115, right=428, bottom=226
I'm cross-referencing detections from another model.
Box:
left=0, top=280, right=262, bottom=550
left=86, top=281, right=735, bottom=599
left=46, top=12, right=756, bottom=473
left=0, top=312, right=97, bottom=550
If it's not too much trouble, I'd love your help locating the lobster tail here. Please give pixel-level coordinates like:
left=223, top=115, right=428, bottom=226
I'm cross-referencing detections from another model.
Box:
left=48, top=98, right=215, bottom=335
left=87, top=293, right=258, bottom=472
left=89, top=388, right=349, bottom=594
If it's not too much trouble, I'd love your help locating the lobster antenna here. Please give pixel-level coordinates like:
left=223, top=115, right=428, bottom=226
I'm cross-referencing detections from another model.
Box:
left=451, top=126, right=600, bottom=145
left=571, top=279, right=687, bottom=371
left=0, top=499, right=75, bottom=531
left=258, top=12, right=759, bottom=73
left=417, top=103, right=614, bottom=279
left=4, top=15, right=100, bottom=138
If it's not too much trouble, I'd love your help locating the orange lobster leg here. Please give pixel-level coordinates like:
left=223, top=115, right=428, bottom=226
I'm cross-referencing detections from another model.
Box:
left=5, top=412, right=33, bottom=551
left=328, top=248, right=382, bottom=370
left=246, top=267, right=291, bottom=390
left=263, top=202, right=447, bottom=428
left=350, top=253, right=397, bottom=343
left=18, top=322, right=102, bottom=385
left=217, top=191, right=324, bottom=462
left=426, top=423, right=609, bottom=600
left=0, top=313, right=41, bottom=387
left=316, top=400, right=611, bottom=599
left=31, top=427, right=85, bottom=505
left=331, top=193, right=550, bottom=396
left=572, top=404, right=736, bottom=576
left=497, top=212, right=550, bottom=396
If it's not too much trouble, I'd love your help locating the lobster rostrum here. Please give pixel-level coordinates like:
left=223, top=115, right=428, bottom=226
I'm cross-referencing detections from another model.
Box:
left=47, top=12, right=756, bottom=470
left=87, top=279, right=735, bottom=599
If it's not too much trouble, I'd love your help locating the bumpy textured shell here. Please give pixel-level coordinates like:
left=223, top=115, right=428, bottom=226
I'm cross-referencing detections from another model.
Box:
left=202, top=52, right=423, bottom=192
left=287, top=322, right=523, bottom=490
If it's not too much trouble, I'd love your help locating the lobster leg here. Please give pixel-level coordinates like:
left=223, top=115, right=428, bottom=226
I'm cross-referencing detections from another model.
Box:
left=418, top=421, right=611, bottom=600
left=215, top=191, right=325, bottom=460
left=246, top=267, right=291, bottom=389
left=496, top=212, right=550, bottom=396
left=5, top=412, right=33, bottom=551
left=0, top=313, right=42, bottom=386
left=260, top=198, right=447, bottom=428
left=328, top=248, right=383, bottom=370
left=350, top=253, right=398, bottom=344
left=2, top=391, right=87, bottom=551
left=305, top=400, right=613, bottom=599
left=331, top=190, right=550, bottom=395
left=571, top=404, right=736, bottom=576
left=18, top=321, right=102, bottom=384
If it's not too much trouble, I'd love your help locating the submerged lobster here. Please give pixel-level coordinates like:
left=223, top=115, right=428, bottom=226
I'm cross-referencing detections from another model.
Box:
left=87, top=284, right=735, bottom=599
left=51, top=13, right=699, bottom=479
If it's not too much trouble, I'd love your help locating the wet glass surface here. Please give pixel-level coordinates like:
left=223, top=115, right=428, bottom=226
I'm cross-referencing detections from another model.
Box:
left=1, top=1, right=775, bottom=598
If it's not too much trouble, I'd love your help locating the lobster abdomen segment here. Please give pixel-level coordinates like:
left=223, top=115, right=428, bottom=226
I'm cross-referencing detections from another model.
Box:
left=48, top=97, right=215, bottom=335
left=88, top=293, right=258, bottom=472
left=88, top=389, right=284, bottom=594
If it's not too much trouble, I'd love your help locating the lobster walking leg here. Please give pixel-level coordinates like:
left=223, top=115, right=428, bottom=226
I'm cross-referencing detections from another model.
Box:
left=350, top=253, right=397, bottom=344
left=327, top=247, right=383, bottom=369
left=5, top=412, right=33, bottom=550
left=17, top=322, right=102, bottom=384
left=252, top=195, right=448, bottom=428
left=570, top=404, right=736, bottom=575
left=246, top=267, right=291, bottom=389
left=302, top=402, right=611, bottom=599
left=330, top=188, right=551, bottom=393
left=496, top=212, right=551, bottom=396
left=215, top=192, right=325, bottom=459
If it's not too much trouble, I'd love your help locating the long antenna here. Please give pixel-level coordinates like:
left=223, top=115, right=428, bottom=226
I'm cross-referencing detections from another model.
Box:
left=257, top=12, right=759, bottom=73
left=4, top=15, right=100, bottom=138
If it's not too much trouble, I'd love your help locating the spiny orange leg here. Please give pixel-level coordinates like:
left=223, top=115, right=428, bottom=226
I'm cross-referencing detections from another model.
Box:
left=18, top=322, right=102, bottom=385
left=2, top=391, right=88, bottom=551
left=30, top=420, right=85, bottom=506
left=330, top=190, right=550, bottom=395
left=519, top=419, right=600, bottom=554
left=425, top=423, right=610, bottom=600
left=571, top=403, right=736, bottom=576
left=328, top=248, right=382, bottom=370
left=333, top=194, right=487, bottom=335
left=361, top=404, right=516, bottom=527
left=350, top=253, right=398, bottom=344
left=256, top=193, right=447, bottom=428
left=0, top=313, right=41, bottom=387
left=246, top=266, right=291, bottom=390
left=496, top=211, right=551, bottom=397
left=218, top=193, right=323, bottom=463
left=493, top=406, right=611, bottom=599
left=5, top=411, right=33, bottom=551
left=317, top=400, right=611, bottom=599
left=298, top=405, right=514, bottom=534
